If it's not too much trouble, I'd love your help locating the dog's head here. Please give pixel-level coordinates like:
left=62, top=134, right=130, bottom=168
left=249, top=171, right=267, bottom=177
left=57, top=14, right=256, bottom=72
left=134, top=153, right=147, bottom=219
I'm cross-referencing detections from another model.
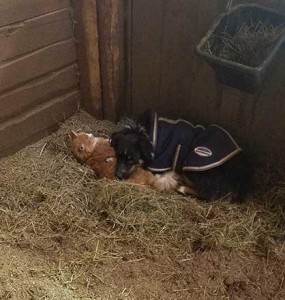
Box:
left=110, top=125, right=154, bottom=180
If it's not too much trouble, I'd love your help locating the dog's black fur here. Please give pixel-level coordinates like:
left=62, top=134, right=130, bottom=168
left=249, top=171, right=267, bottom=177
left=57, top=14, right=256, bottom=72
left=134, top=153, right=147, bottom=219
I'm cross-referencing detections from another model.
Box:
left=111, top=114, right=253, bottom=202
left=110, top=126, right=154, bottom=180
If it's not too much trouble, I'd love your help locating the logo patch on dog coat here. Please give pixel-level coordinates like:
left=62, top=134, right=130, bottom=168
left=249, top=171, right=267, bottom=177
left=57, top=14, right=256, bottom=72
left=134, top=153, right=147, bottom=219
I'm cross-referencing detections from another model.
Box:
left=194, top=147, right=212, bottom=157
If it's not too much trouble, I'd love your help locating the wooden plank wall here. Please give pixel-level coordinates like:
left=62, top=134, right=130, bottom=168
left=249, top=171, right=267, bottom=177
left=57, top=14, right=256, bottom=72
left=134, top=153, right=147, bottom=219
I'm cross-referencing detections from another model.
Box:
left=124, top=0, right=285, bottom=165
left=0, top=0, right=80, bottom=157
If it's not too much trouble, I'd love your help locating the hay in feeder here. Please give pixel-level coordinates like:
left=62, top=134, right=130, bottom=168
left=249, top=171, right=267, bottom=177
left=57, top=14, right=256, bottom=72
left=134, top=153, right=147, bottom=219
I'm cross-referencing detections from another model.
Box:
left=205, top=20, right=285, bottom=67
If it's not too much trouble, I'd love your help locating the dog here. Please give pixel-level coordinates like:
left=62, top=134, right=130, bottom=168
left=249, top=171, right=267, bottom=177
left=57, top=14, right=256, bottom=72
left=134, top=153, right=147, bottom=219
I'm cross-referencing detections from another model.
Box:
left=70, top=131, right=179, bottom=192
left=110, top=110, right=252, bottom=202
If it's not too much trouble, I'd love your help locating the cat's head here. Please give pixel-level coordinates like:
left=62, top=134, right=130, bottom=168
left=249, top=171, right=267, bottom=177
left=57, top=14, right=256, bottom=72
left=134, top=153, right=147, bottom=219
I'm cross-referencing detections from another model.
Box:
left=70, top=131, right=98, bottom=162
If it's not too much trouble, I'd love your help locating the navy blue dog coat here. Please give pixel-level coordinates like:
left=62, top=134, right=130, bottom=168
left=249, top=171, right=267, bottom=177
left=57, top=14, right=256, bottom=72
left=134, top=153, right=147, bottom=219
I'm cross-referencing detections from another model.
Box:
left=142, top=111, right=242, bottom=173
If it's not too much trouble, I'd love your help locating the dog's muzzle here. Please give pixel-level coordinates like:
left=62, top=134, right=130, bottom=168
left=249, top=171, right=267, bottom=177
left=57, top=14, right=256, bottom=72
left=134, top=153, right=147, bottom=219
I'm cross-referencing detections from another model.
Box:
left=115, top=168, right=129, bottom=180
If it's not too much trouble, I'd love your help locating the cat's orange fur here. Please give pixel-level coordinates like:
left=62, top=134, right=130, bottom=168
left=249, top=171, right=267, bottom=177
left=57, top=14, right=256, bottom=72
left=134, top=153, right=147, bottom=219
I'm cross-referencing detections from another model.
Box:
left=70, top=131, right=178, bottom=192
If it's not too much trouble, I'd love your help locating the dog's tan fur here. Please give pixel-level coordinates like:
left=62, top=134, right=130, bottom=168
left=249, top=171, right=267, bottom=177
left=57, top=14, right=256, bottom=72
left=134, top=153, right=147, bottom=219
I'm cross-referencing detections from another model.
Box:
left=70, top=131, right=178, bottom=192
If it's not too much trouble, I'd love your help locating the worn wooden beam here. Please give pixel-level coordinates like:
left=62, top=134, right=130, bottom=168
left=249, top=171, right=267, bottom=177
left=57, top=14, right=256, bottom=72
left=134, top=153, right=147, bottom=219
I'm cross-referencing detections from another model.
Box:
left=71, top=0, right=103, bottom=119
left=97, top=0, right=123, bottom=122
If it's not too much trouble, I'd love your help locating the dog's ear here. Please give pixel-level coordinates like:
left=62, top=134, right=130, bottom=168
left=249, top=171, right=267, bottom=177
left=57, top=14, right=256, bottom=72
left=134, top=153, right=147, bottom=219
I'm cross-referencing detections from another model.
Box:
left=124, top=118, right=137, bottom=130
left=110, top=131, right=120, bottom=147
left=137, top=124, right=146, bottom=134
left=110, top=127, right=132, bottom=147
left=137, top=109, right=153, bottom=133
left=139, top=134, right=154, bottom=165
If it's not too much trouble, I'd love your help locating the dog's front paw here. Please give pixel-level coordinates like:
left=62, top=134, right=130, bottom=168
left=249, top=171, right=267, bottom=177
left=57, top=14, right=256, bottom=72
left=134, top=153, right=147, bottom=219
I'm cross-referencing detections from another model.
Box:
left=176, top=185, right=198, bottom=197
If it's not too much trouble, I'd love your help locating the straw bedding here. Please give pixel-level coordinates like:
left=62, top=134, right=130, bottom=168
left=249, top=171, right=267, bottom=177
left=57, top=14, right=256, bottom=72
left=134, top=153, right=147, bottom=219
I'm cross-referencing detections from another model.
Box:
left=0, top=111, right=284, bottom=298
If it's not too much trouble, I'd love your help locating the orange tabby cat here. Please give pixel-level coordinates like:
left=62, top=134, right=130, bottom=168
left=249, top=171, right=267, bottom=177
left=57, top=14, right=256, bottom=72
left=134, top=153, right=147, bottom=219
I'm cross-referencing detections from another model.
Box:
left=70, top=131, right=179, bottom=192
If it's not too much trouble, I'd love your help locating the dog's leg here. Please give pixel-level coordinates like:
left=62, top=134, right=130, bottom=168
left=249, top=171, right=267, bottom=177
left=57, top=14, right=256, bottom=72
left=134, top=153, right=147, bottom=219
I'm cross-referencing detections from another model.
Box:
left=176, top=185, right=198, bottom=197
left=181, top=174, right=195, bottom=188
left=128, top=168, right=179, bottom=192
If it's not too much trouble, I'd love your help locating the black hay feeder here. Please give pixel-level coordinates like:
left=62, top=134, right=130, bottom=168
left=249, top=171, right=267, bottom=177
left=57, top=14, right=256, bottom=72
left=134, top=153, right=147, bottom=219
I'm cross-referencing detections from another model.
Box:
left=196, top=4, right=285, bottom=94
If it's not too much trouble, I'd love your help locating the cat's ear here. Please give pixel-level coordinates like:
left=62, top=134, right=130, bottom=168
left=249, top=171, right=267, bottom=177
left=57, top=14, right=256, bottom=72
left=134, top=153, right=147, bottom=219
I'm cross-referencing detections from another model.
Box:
left=70, top=131, right=77, bottom=140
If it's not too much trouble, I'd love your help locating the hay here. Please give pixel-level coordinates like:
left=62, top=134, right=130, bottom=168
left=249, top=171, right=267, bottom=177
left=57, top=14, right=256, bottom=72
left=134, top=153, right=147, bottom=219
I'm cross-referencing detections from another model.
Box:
left=205, top=21, right=284, bottom=67
left=0, top=111, right=284, bottom=291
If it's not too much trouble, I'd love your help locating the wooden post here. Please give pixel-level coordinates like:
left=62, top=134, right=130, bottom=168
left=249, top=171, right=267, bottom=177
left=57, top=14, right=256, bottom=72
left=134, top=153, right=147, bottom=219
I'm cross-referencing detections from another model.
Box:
left=71, top=0, right=103, bottom=119
left=97, top=0, right=123, bottom=122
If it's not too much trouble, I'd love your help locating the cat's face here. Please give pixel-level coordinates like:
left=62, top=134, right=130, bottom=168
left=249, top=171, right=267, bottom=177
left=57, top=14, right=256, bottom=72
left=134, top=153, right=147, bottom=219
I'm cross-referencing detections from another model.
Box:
left=70, top=131, right=97, bottom=162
